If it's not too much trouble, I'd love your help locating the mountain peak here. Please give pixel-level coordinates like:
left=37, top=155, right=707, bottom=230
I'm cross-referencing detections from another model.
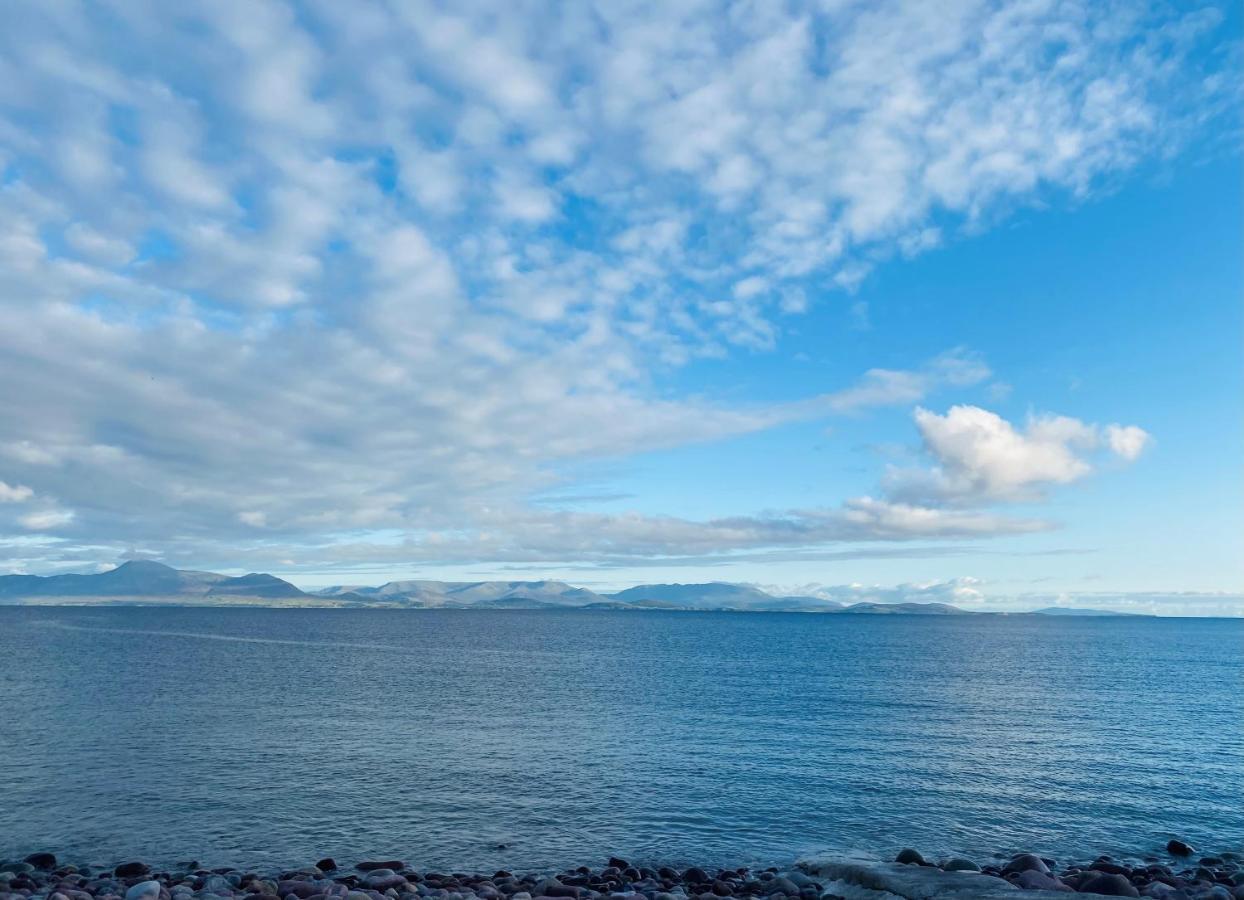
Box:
left=111, top=559, right=177, bottom=573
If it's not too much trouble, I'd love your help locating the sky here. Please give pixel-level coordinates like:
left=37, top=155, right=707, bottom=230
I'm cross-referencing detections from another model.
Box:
left=0, top=0, right=1240, bottom=614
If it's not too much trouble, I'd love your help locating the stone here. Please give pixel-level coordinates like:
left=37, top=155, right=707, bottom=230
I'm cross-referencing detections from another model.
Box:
left=606, top=862, right=628, bottom=873
left=763, top=878, right=799, bottom=897
left=1002, top=854, right=1049, bottom=876
left=25, top=854, right=57, bottom=871
left=126, top=883, right=162, bottom=900
left=1078, top=872, right=1140, bottom=897
left=797, top=860, right=1015, bottom=899
left=681, top=871, right=708, bottom=886
left=115, top=865, right=152, bottom=880
left=1167, top=840, right=1195, bottom=857
left=1012, top=870, right=1069, bottom=892
left=316, top=863, right=337, bottom=874
left=942, top=858, right=981, bottom=873
left=893, top=849, right=924, bottom=866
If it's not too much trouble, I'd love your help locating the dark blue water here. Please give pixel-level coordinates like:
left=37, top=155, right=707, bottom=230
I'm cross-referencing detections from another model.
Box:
left=0, top=607, right=1240, bottom=870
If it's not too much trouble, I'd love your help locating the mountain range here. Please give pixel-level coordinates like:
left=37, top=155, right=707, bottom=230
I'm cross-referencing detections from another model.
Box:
left=0, top=562, right=1148, bottom=615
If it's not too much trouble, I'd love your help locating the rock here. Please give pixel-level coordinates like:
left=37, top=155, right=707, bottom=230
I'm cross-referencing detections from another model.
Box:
left=893, top=849, right=924, bottom=866
left=942, top=858, right=981, bottom=873
left=1003, top=854, right=1049, bottom=876
left=797, top=860, right=1013, bottom=899
left=1078, top=872, right=1140, bottom=896
left=762, top=878, right=798, bottom=897
left=1013, top=870, right=1069, bottom=892
left=115, top=864, right=152, bottom=879
left=606, top=861, right=628, bottom=873
left=1167, top=840, right=1195, bottom=857
left=126, top=883, right=161, bottom=900
left=682, top=870, right=708, bottom=886
left=365, top=875, right=407, bottom=892
left=316, top=863, right=337, bottom=874
left=24, top=854, right=57, bottom=871
left=357, top=864, right=405, bottom=874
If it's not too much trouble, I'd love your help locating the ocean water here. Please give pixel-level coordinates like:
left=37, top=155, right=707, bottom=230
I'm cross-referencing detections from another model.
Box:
left=0, top=607, right=1240, bottom=871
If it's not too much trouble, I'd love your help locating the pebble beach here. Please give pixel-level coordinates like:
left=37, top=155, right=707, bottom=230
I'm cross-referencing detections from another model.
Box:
left=5, top=843, right=1243, bottom=900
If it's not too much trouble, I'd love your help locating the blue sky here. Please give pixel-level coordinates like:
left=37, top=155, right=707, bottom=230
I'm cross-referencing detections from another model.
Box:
left=0, top=0, right=1239, bottom=613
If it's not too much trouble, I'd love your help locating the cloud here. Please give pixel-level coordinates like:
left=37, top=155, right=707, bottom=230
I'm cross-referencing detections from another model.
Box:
left=771, top=579, right=1244, bottom=617
left=790, top=577, right=988, bottom=608
left=18, top=508, right=75, bottom=531
left=816, top=349, right=991, bottom=414
left=0, top=0, right=1221, bottom=572
left=0, top=481, right=34, bottom=503
left=886, top=405, right=1149, bottom=504
left=1105, top=424, right=1152, bottom=461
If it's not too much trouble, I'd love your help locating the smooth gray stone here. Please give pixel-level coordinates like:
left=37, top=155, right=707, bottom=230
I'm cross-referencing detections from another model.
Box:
left=941, top=859, right=980, bottom=873
left=125, top=882, right=161, bottom=900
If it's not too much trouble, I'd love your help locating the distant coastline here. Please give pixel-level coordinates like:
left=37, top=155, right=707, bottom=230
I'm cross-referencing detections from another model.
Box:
left=0, top=561, right=1151, bottom=616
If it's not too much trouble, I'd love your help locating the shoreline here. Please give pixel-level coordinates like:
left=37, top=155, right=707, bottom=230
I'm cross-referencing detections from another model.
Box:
left=4, top=846, right=1241, bottom=900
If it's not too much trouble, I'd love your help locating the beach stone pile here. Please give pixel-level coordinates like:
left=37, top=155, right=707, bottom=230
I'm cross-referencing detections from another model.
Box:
left=851, top=843, right=1244, bottom=898
left=0, top=856, right=841, bottom=900
left=2, top=846, right=1241, bottom=900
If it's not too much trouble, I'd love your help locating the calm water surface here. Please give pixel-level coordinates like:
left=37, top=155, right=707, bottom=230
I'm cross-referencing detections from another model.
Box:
left=0, top=607, right=1240, bottom=870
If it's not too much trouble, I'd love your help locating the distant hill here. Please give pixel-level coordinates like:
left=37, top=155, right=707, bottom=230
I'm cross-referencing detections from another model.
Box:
left=0, top=560, right=317, bottom=606
left=310, top=579, right=608, bottom=608
left=0, top=565, right=1152, bottom=615
left=837, top=601, right=969, bottom=615
left=1028, top=606, right=1141, bottom=617
left=607, top=582, right=842, bottom=611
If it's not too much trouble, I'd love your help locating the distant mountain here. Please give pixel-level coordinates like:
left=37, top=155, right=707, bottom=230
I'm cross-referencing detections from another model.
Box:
left=206, top=573, right=308, bottom=599
left=1028, top=606, right=1141, bottom=617
left=0, top=561, right=315, bottom=605
left=0, top=565, right=1150, bottom=616
left=311, top=579, right=608, bottom=608
left=607, top=582, right=843, bottom=611
left=836, top=601, right=969, bottom=615
left=0, top=560, right=225, bottom=600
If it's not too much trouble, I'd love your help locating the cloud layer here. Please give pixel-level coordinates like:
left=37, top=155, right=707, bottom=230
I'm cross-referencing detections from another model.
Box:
left=0, top=0, right=1225, bottom=572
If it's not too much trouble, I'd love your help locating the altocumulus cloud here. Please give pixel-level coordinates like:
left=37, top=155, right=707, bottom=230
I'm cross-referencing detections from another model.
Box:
left=0, top=0, right=1226, bottom=572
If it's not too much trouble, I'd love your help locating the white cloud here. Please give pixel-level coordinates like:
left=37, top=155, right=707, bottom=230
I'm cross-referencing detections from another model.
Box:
left=1105, top=424, right=1152, bottom=461
left=0, top=481, right=34, bottom=503
left=887, top=405, right=1149, bottom=504
left=815, top=349, right=991, bottom=415
left=0, top=0, right=1214, bottom=572
left=19, top=508, right=75, bottom=531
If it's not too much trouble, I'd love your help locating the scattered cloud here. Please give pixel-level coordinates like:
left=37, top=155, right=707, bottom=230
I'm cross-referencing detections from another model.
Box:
left=0, top=0, right=1226, bottom=573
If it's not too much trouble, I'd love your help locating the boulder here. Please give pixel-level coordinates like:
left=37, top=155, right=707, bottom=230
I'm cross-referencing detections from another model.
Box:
left=1166, top=840, right=1194, bottom=857
left=115, top=865, right=152, bottom=880
left=894, top=849, right=925, bottom=866
left=1003, top=854, right=1050, bottom=876
left=1077, top=872, right=1140, bottom=897
left=1012, top=871, right=1069, bottom=892
left=126, top=882, right=162, bottom=900
left=943, top=859, right=981, bottom=873
left=357, top=865, right=405, bottom=874
left=315, top=863, right=337, bottom=874
left=24, top=854, right=57, bottom=871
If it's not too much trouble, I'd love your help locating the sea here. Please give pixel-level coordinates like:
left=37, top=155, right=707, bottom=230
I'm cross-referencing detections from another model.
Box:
left=1, top=606, right=1240, bottom=871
